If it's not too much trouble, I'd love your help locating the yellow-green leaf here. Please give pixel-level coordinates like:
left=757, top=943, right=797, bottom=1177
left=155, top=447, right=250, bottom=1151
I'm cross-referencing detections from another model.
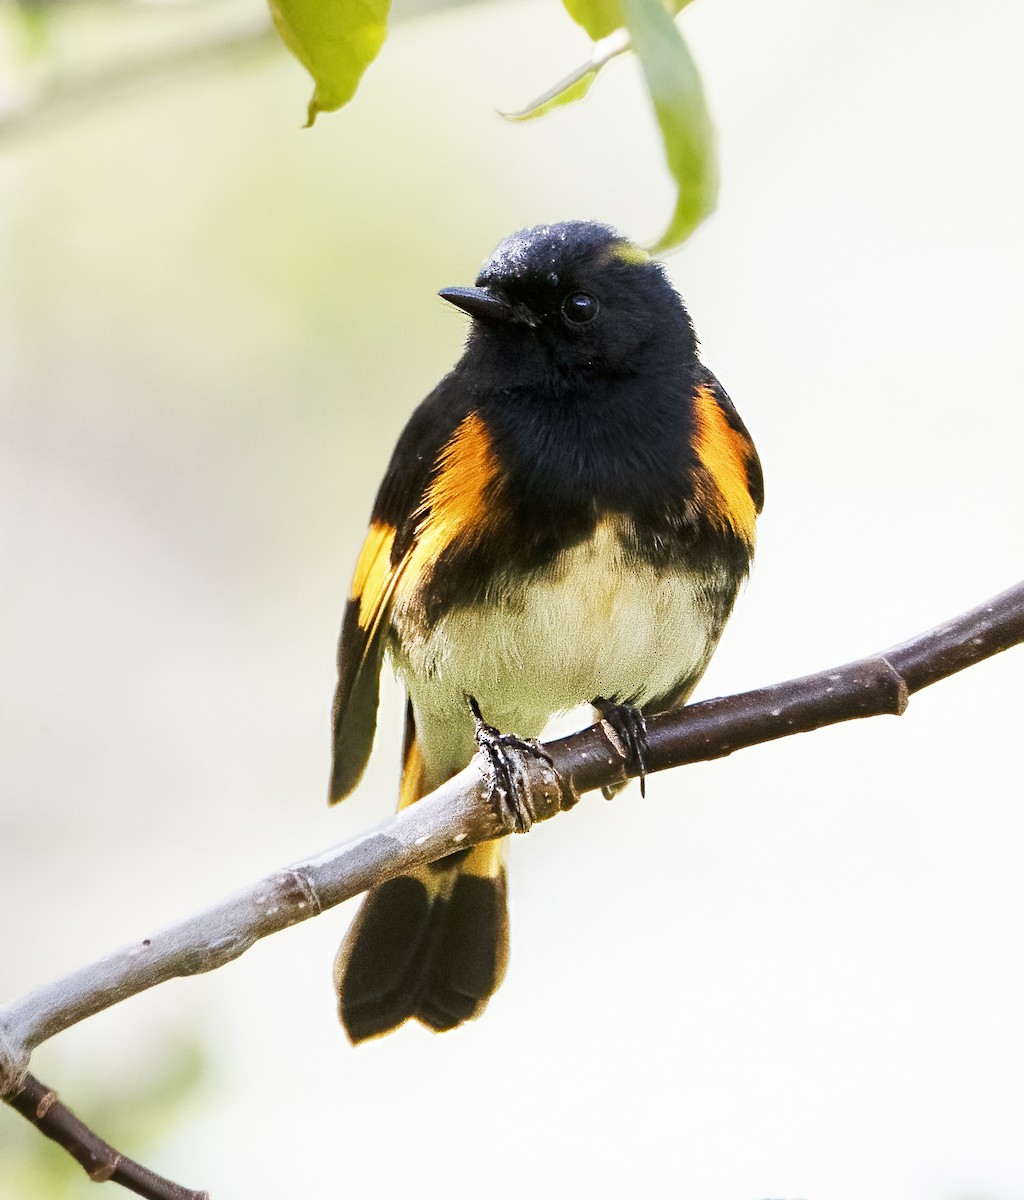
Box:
left=504, top=70, right=598, bottom=122
left=561, top=0, right=692, bottom=41
left=536, top=0, right=695, bottom=124
left=620, top=0, right=717, bottom=249
left=10, top=0, right=55, bottom=58
left=503, top=28, right=631, bottom=123
left=562, top=0, right=624, bottom=41
left=269, top=0, right=390, bottom=127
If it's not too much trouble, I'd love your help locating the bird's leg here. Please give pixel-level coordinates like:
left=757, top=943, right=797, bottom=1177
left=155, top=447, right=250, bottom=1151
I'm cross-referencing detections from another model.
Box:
left=594, top=697, right=649, bottom=799
left=468, top=696, right=554, bottom=835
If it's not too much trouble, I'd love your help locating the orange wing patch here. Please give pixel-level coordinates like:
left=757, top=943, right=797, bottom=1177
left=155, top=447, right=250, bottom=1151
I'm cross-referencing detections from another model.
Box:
left=348, top=412, right=500, bottom=645
left=332, top=415, right=500, bottom=805
left=352, top=521, right=398, bottom=630
left=691, top=384, right=759, bottom=549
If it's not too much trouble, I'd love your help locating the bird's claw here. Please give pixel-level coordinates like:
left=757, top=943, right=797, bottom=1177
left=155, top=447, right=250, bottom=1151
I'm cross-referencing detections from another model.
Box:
left=469, top=697, right=554, bottom=834
left=595, top=698, right=649, bottom=798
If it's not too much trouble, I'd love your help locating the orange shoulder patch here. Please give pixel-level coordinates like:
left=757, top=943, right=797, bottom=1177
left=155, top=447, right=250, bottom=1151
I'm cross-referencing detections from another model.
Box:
left=399, top=411, right=502, bottom=588
left=691, top=384, right=759, bottom=549
left=421, top=411, right=499, bottom=540
left=350, top=413, right=501, bottom=640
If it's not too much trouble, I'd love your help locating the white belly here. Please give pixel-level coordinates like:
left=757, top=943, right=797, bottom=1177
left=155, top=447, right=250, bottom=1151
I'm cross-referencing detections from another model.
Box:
left=391, top=521, right=728, bottom=779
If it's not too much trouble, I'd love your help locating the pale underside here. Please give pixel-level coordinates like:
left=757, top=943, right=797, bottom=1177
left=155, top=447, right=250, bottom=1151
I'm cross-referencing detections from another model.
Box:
left=389, top=519, right=733, bottom=788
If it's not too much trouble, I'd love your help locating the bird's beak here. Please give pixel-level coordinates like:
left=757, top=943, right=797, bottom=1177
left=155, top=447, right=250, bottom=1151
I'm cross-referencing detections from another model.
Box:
left=439, top=286, right=537, bottom=327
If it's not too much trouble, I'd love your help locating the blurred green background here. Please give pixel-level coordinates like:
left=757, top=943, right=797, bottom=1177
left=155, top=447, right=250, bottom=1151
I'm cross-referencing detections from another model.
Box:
left=2, top=0, right=1024, bottom=1196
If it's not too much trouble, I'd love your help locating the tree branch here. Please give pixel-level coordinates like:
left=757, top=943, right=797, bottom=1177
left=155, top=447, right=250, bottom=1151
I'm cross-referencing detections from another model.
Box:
left=0, top=0, right=483, bottom=140
left=1, top=578, right=1022, bottom=1193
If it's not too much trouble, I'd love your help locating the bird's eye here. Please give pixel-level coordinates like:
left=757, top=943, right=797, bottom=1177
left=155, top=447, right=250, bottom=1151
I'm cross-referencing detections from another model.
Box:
left=561, top=292, right=600, bottom=325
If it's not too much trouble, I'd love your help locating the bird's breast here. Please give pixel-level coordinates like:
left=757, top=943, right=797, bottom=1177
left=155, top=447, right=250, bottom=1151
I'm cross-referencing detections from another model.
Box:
left=389, top=516, right=736, bottom=739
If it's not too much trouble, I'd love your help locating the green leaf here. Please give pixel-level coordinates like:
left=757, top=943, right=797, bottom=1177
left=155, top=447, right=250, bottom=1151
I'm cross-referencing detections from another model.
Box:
left=562, top=0, right=625, bottom=41
left=620, top=0, right=717, bottom=249
left=504, top=69, right=599, bottom=122
left=269, top=0, right=390, bottom=127
left=8, top=0, right=55, bottom=59
left=561, top=0, right=693, bottom=41
left=503, top=29, right=630, bottom=122
left=530, top=0, right=695, bottom=124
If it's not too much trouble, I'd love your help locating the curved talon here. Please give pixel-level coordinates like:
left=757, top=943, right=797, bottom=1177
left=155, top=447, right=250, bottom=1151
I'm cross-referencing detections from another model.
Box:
left=595, top=698, right=649, bottom=798
left=468, top=696, right=554, bottom=834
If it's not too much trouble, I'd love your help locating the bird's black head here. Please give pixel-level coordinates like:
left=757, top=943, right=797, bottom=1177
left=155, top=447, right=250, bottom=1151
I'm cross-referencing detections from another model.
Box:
left=440, top=221, right=697, bottom=381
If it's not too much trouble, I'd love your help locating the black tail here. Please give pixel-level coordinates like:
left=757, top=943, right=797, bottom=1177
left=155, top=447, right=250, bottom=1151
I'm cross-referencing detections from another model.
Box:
left=335, top=848, right=509, bottom=1044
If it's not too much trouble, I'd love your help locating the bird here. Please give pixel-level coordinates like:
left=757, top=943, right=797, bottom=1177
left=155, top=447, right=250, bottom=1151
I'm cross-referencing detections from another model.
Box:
left=328, top=220, right=763, bottom=1044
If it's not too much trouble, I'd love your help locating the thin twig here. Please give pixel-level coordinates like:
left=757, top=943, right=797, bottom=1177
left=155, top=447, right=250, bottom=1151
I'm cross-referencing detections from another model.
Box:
left=0, top=14, right=276, bottom=141
left=1, top=578, right=1022, bottom=1194
left=8, top=1073, right=207, bottom=1199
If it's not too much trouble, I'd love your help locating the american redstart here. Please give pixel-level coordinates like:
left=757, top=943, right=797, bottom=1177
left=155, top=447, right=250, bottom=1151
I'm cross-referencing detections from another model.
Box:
left=328, top=221, right=763, bottom=1043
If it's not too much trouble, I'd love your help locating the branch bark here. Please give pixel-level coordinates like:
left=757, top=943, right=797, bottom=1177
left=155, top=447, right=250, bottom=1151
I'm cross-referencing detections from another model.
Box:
left=1, top=578, right=1022, bottom=1193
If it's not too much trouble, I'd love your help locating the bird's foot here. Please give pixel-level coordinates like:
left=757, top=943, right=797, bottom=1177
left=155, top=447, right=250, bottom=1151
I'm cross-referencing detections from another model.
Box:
left=469, top=696, right=554, bottom=835
left=594, top=698, right=649, bottom=799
